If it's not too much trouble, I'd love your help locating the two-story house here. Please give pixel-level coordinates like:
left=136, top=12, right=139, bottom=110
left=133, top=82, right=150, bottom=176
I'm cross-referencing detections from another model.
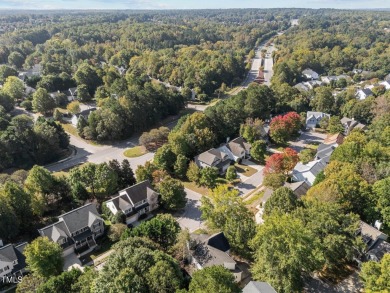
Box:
left=306, top=111, right=331, bottom=129
left=195, top=148, right=231, bottom=175
left=218, top=137, right=252, bottom=163
left=104, top=180, right=159, bottom=225
left=38, top=203, right=104, bottom=257
left=0, top=242, right=27, bottom=281
left=340, top=117, right=367, bottom=135
left=189, top=232, right=243, bottom=282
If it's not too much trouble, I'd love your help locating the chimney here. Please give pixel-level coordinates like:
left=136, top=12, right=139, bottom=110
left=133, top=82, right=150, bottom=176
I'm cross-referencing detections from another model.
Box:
left=374, top=220, right=382, bottom=231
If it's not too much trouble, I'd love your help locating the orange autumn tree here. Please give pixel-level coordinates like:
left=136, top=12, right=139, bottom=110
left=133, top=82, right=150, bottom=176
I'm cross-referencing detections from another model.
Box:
left=263, top=148, right=299, bottom=175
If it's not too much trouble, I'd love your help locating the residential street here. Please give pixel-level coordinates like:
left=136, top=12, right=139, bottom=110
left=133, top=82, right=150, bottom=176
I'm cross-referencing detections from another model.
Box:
left=263, top=44, right=276, bottom=86
left=175, top=188, right=204, bottom=232
left=46, top=120, right=178, bottom=172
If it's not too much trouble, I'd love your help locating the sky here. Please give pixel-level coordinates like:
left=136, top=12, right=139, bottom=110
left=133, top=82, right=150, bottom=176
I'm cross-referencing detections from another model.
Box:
left=0, top=0, right=389, bottom=10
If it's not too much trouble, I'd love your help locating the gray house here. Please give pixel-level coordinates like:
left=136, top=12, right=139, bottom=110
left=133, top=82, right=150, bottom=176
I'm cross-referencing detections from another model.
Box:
left=0, top=242, right=27, bottom=280
left=71, top=108, right=96, bottom=126
left=357, top=221, right=390, bottom=263
left=189, top=232, right=242, bottom=282
left=340, top=117, right=367, bottom=135
left=105, top=180, right=159, bottom=225
left=195, top=148, right=231, bottom=175
left=315, top=133, right=344, bottom=164
left=38, top=203, right=104, bottom=257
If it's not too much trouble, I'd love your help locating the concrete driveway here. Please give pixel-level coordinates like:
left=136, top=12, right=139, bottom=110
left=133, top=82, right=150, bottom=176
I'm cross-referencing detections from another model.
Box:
left=236, top=167, right=264, bottom=197
left=288, top=131, right=327, bottom=153
left=176, top=188, right=204, bottom=232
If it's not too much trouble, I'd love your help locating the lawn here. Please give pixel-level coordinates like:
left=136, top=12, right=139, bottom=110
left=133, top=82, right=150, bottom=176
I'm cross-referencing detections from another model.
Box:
left=244, top=190, right=264, bottom=205
left=235, top=163, right=258, bottom=177
left=123, top=146, right=147, bottom=158
left=182, top=181, right=210, bottom=195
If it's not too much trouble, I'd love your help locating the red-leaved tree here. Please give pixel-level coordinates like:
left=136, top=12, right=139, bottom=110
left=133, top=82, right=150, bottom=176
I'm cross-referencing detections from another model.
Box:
left=269, top=112, right=301, bottom=144
left=264, top=148, right=299, bottom=175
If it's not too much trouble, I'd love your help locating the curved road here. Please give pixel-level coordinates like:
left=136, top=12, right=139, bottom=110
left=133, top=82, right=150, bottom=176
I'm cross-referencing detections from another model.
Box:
left=46, top=34, right=280, bottom=173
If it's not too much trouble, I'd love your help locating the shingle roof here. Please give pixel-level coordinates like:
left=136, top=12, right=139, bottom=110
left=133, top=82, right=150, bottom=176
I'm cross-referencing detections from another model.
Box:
left=207, top=232, right=230, bottom=252
left=293, top=159, right=326, bottom=176
left=0, top=244, right=17, bottom=263
left=359, top=221, right=388, bottom=249
left=196, top=148, right=227, bottom=166
left=243, top=281, right=277, bottom=293
left=227, top=137, right=251, bottom=157
left=287, top=181, right=310, bottom=198
left=367, top=239, right=390, bottom=261
left=60, top=203, right=102, bottom=234
left=0, top=243, right=27, bottom=274
left=119, top=180, right=157, bottom=205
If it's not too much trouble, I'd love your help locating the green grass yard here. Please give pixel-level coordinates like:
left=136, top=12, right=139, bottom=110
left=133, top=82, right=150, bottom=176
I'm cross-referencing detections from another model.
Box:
left=123, top=146, right=147, bottom=158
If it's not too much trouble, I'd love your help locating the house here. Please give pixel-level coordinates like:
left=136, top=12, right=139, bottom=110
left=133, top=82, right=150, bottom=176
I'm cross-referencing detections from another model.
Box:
left=302, top=68, right=319, bottom=80
left=18, top=64, right=41, bottom=81
left=71, top=108, right=96, bottom=126
left=315, top=133, right=344, bottom=164
left=379, top=80, right=390, bottom=90
left=0, top=242, right=27, bottom=280
left=38, top=203, right=104, bottom=257
left=285, top=181, right=311, bottom=198
left=305, top=111, right=330, bottom=129
left=294, top=82, right=310, bottom=92
left=68, top=87, right=78, bottom=99
left=243, top=281, right=277, bottom=293
left=294, top=81, right=322, bottom=92
left=292, top=159, right=327, bottom=186
left=219, top=137, right=251, bottom=162
left=24, top=85, right=36, bottom=97
left=105, top=180, right=159, bottom=225
left=189, top=232, right=242, bottom=282
left=357, top=221, right=390, bottom=263
left=356, top=88, right=373, bottom=100
left=340, top=117, right=367, bottom=135
left=195, top=148, right=231, bottom=175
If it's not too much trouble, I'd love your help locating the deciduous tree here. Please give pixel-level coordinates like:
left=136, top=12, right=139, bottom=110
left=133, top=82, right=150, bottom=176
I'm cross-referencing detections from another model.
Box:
left=24, top=237, right=63, bottom=279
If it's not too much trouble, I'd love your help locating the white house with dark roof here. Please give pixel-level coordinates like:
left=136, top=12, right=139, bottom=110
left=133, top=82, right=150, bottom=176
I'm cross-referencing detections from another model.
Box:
left=292, top=159, right=327, bottom=186
left=243, top=281, right=277, bottom=293
left=306, top=111, right=330, bottom=129
left=189, top=232, right=242, bottom=282
left=195, top=148, right=231, bottom=175
left=0, top=243, right=27, bottom=280
left=71, top=108, right=96, bottom=126
left=302, top=68, right=319, bottom=80
left=38, top=203, right=104, bottom=257
left=104, top=180, right=159, bottom=225
left=356, top=88, right=374, bottom=100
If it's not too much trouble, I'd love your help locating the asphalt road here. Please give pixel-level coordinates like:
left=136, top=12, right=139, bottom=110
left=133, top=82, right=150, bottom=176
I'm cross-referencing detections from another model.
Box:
left=263, top=44, right=276, bottom=86
left=46, top=119, right=178, bottom=172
